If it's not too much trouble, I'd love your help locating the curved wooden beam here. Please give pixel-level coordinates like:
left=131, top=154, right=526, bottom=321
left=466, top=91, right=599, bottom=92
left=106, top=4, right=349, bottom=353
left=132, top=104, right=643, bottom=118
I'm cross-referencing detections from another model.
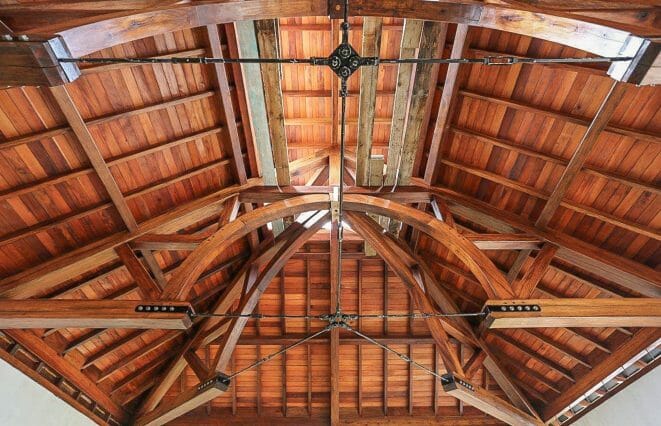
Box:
left=38, top=1, right=642, bottom=62
left=213, top=210, right=329, bottom=371
left=344, top=211, right=540, bottom=418
left=163, top=194, right=512, bottom=304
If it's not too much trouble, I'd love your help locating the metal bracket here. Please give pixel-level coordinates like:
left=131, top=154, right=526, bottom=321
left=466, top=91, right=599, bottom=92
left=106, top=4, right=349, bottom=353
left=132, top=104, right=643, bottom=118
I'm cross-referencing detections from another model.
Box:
left=482, top=303, right=541, bottom=314
left=197, top=373, right=231, bottom=392
left=441, top=373, right=475, bottom=392
left=483, top=56, right=518, bottom=66
left=328, top=0, right=346, bottom=19
left=135, top=304, right=195, bottom=317
left=311, top=41, right=379, bottom=79
left=0, top=34, right=80, bottom=86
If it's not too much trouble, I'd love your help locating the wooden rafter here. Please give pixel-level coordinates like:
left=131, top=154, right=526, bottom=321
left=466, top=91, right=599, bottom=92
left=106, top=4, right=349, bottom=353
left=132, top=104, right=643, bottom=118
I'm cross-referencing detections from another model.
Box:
left=0, top=180, right=260, bottom=299
left=418, top=183, right=661, bottom=298
left=424, top=23, right=470, bottom=184
left=536, top=81, right=629, bottom=227
left=395, top=21, right=446, bottom=187
left=5, top=329, right=128, bottom=422
left=542, top=329, right=661, bottom=421
left=49, top=84, right=167, bottom=286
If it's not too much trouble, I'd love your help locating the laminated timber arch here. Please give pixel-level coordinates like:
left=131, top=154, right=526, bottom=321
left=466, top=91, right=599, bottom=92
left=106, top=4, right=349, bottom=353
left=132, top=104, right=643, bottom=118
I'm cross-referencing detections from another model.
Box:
left=164, top=193, right=514, bottom=303
left=26, top=0, right=655, bottom=84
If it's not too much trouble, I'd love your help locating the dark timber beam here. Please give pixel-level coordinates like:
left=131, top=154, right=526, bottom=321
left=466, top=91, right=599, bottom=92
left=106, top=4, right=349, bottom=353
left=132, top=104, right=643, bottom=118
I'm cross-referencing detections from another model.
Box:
left=482, top=298, right=661, bottom=329
left=0, top=300, right=193, bottom=329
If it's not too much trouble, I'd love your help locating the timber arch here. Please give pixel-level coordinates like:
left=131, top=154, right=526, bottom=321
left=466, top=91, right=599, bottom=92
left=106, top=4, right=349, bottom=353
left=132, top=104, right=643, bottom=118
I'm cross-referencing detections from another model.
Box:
left=34, top=0, right=649, bottom=83
left=164, top=193, right=514, bottom=302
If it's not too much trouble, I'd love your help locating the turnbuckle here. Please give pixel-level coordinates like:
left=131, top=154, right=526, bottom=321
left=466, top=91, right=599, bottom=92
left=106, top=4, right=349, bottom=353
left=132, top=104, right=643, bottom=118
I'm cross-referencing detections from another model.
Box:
left=483, top=56, right=518, bottom=66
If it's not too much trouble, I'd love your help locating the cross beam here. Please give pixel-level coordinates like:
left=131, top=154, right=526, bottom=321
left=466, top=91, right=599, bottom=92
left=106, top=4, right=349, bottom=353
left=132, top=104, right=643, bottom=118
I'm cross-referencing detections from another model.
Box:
left=482, top=299, right=661, bottom=329
left=0, top=300, right=193, bottom=329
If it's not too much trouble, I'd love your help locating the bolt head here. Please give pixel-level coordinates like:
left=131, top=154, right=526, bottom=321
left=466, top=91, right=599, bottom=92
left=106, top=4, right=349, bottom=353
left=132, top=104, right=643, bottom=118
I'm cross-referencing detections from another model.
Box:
left=17, top=35, right=29, bottom=41
left=0, top=34, right=12, bottom=41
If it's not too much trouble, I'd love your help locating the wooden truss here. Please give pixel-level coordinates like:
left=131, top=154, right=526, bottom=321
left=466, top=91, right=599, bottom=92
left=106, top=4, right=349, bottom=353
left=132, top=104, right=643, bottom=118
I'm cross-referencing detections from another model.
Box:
left=0, top=1, right=659, bottom=426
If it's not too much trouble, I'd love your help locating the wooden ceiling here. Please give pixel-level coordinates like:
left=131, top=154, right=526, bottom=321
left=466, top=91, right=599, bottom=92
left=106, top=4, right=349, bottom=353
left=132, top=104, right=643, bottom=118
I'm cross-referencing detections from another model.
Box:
left=0, top=1, right=659, bottom=425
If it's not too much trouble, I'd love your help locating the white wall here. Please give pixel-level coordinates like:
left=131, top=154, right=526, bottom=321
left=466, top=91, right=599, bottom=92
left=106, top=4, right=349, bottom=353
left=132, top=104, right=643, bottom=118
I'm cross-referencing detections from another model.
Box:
left=575, top=366, right=660, bottom=426
left=0, top=358, right=93, bottom=426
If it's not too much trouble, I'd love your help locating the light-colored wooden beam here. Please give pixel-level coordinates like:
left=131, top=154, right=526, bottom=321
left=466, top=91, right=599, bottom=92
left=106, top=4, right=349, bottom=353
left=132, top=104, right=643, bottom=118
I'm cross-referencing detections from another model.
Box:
left=135, top=374, right=230, bottom=426
left=466, top=234, right=542, bottom=250
left=0, top=300, right=193, bottom=329
left=132, top=234, right=207, bottom=251
left=255, top=19, right=290, bottom=186
left=396, top=21, right=447, bottom=186
left=355, top=17, right=383, bottom=185
left=483, top=298, right=661, bottom=329
left=441, top=373, right=543, bottom=426
left=384, top=19, right=422, bottom=186
left=424, top=23, right=470, bottom=184
left=239, top=185, right=430, bottom=204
